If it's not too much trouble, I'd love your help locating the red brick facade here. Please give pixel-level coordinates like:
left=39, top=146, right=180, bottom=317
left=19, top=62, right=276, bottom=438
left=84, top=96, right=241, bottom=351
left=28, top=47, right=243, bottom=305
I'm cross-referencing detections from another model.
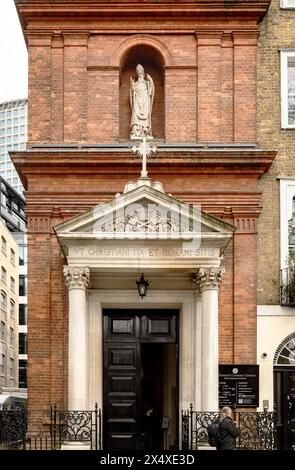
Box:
left=13, top=0, right=275, bottom=412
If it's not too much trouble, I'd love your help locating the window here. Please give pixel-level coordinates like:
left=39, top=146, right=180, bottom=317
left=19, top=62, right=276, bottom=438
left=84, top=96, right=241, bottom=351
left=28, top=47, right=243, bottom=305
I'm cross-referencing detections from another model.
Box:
left=281, top=0, right=295, bottom=7
left=9, top=327, right=14, bottom=346
left=1, top=321, right=5, bottom=341
left=19, top=304, right=27, bottom=325
left=10, top=299, right=15, bottom=317
left=1, top=235, right=7, bottom=254
left=1, top=354, right=5, bottom=375
left=19, top=359, right=27, bottom=388
left=10, top=358, right=14, bottom=377
left=19, top=275, right=27, bottom=296
left=19, top=245, right=27, bottom=266
left=10, top=276, right=15, bottom=293
left=1, top=266, right=6, bottom=284
left=10, top=248, right=15, bottom=265
left=280, top=179, right=295, bottom=267
left=0, top=291, right=7, bottom=311
left=19, top=333, right=27, bottom=354
left=274, top=333, right=295, bottom=365
left=289, top=196, right=295, bottom=256
left=281, top=51, right=295, bottom=128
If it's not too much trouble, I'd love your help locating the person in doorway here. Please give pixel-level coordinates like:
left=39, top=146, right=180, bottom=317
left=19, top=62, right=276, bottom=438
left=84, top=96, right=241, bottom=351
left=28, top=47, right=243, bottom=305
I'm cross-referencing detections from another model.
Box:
left=216, top=406, right=240, bottom=450
left=141, top=404, right=162, bottom=451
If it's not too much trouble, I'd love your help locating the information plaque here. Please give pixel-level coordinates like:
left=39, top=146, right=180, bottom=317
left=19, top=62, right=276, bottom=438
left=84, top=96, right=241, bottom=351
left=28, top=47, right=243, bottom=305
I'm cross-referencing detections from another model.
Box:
left=219, top=365, right=259, bottom=407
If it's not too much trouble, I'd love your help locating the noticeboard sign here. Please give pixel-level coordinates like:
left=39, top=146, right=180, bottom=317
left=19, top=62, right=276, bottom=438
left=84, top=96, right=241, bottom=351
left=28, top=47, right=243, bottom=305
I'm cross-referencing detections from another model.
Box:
left=219, top=365, right=259, bottom=408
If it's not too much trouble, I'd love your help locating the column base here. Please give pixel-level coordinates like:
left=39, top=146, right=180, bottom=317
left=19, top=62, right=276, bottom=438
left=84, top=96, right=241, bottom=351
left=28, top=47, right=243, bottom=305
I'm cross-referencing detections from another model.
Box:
left=61, top=441, right=90, bottom=450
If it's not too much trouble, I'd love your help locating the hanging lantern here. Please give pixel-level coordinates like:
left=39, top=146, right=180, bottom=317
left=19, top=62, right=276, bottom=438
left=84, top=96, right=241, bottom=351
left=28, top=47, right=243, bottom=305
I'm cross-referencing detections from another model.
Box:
left=136, top=273, right=149, bottom=298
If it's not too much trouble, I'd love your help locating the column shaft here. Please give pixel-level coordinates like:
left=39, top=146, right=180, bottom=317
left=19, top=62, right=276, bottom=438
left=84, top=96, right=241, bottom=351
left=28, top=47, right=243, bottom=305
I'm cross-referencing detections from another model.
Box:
left=68, top=288, right=87, bottom=409
left=195, top=267, right=224, bottom=411
left=64, top=266, right=90, bottom=410
left=201, top=288, right=219, bottom=410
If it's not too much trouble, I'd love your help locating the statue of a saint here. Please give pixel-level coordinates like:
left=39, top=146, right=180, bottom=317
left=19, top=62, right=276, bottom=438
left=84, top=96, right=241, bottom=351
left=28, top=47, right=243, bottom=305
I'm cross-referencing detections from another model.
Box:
left=130, top=64, right=155, bottom=139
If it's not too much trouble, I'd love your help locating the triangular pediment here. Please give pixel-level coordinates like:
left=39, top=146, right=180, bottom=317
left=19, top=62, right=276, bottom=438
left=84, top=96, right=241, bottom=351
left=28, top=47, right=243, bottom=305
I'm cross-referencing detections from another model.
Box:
left=55, top=184, right=235, bottom=248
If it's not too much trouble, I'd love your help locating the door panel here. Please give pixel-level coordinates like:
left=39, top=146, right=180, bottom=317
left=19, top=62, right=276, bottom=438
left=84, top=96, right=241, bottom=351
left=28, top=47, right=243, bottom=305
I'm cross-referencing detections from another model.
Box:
left=103, top=309, right=178, bottom=450
left=104, top=312, right=140, bottom=342
left=141, top=312, right=177, bottom=343
left=104, top=342, right=140, bottom=450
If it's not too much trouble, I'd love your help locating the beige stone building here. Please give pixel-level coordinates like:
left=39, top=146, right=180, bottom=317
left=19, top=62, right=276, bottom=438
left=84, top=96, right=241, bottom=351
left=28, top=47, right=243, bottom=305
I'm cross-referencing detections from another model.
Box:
left=0, top=220, right=19, bottom=390
left=257, top=0, right=295, bottom=449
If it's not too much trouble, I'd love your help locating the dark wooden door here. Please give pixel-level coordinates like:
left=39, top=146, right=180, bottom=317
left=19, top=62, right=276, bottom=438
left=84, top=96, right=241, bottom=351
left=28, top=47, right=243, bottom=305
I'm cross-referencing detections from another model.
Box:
left=103, top=309, right=178, bottom=450
left=287, top=371, right=295, bottom=449
left=274, top=368, right=295, bottom=449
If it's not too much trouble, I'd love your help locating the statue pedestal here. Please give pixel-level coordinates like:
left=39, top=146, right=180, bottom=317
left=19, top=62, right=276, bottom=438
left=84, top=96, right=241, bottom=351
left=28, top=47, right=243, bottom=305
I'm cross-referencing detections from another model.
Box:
left=123, top=177, right=164, bottom=194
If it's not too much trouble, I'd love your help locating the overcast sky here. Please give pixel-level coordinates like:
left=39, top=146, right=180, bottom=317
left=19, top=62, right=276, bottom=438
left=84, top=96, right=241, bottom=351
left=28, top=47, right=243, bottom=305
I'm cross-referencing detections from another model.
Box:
left=0, top=0, right=28, bottom=103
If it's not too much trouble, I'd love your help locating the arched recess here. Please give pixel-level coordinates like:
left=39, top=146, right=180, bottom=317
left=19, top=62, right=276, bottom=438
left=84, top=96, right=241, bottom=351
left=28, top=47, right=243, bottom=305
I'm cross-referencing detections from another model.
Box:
left=274, top=332, right=295, bottom=366
left=119, top=44, right=166, bottom=140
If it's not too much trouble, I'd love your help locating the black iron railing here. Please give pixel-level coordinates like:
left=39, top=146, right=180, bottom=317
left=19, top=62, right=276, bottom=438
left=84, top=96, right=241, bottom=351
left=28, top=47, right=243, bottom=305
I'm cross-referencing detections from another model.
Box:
left=0, top=408, right=27, bottom=449
left=182, top=405, right=276, bottom=450
left=51, top=404, right=102, bottom=450
left=0, top=405, right=102, bottom=450
left=280, top=267, right=295, bottom=306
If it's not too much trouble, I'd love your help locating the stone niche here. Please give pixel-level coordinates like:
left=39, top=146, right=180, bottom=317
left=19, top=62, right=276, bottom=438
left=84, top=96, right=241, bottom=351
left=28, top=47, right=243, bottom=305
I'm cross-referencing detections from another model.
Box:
left=120, top=44, right=165, bottom=140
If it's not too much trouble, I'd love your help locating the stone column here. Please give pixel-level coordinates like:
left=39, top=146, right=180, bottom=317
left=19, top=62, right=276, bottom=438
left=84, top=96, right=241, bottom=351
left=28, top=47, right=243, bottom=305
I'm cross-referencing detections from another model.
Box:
left=192, top=277, right=202, bottom=411
left=64, top=266, right=90, bottom=410
left=196, top=267, right=224, bottom=411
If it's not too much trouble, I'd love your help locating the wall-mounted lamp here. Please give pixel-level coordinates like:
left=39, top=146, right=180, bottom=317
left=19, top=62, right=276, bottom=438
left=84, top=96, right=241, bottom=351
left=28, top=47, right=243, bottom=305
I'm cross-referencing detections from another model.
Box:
left=136, top=273, right=149, bottom=299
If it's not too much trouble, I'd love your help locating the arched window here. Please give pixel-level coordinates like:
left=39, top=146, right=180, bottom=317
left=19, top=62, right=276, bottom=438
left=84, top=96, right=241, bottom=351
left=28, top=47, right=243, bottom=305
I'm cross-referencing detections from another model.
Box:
left=274, top=333, right=295, bottom=366
left=1, top=236, right=7, bottom=255
left=120, top=45, right=165, bottom=140
left=10, top=299, right=15, bottom=317
left=1, top=266, right=7, bottom=284
left=0, top=291, right=7, bottom=311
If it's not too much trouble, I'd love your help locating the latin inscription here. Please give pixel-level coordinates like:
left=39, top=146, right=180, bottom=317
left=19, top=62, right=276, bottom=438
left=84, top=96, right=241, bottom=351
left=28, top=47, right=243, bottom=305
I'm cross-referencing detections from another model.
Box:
left=70, top=246, right=218, bottom=258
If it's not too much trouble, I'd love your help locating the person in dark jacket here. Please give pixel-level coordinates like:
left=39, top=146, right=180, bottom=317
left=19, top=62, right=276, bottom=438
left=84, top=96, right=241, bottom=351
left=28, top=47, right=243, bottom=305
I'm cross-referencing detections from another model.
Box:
left=216, top=406, right=240, bottom=450
left=141, top=405, right=162, bottom=451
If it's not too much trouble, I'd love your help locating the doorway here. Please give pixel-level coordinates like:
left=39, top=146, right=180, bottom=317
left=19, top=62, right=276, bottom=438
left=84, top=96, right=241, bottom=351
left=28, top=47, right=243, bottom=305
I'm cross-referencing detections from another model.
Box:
left=274, top=369, right=295, bottom=449
left=103, top=309, right=178, bottom=450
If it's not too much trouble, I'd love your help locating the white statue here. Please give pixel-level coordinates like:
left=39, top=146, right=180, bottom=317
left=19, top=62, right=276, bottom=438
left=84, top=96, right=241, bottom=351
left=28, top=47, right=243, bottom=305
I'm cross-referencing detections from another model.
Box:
left=130, top=64, right=155, bottom=139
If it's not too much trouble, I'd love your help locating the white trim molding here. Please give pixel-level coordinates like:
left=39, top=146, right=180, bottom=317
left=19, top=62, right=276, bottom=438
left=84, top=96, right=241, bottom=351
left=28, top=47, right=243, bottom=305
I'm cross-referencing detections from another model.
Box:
left=281, top=50, right=295, bottom=129
left=257, top=305, right=295, bottom=316
left=281, top=0, right=295, bottom=8
left=280, top=178, right=295, bottom=269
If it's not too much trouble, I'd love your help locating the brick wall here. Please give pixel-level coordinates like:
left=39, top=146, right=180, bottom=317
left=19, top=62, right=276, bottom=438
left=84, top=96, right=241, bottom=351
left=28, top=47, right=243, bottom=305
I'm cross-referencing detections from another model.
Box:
left=27, top=30, right=259, bottom=145
left=257, top=0, right=295, bottom=305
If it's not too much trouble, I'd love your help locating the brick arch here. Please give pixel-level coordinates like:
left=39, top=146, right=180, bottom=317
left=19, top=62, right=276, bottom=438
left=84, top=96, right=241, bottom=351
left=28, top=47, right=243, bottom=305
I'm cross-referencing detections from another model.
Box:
left=112, top=35, right=173, bottom=67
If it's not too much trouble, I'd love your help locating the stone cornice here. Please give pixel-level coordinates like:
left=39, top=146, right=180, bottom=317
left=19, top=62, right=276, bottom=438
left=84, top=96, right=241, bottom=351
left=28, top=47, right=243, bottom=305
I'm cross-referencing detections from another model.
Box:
left=23, top=191, right=263, bottom=224
left=11, top=148, right=276, bottom=189
left=16, top=1, right=271, bottom=36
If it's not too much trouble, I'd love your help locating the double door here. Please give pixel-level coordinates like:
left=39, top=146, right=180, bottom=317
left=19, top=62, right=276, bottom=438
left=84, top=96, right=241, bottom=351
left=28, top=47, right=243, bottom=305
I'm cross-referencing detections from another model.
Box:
left=103, top=309, right=178, bottom=450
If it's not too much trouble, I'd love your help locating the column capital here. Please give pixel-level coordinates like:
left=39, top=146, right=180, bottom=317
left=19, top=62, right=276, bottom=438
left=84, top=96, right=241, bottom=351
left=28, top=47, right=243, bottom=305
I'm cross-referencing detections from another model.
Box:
left=192, top=275, right=202, bottom=298
left=63, top=266, right=90, bottom=290
left=194, top=267, right=225, bottom=292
